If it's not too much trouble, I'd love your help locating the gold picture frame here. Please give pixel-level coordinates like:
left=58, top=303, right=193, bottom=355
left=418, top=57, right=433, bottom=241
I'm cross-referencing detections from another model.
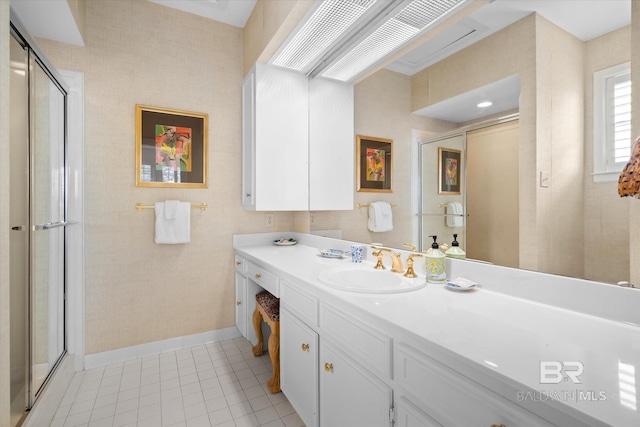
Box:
left=135, top=105, right=208, bottom=188
left=356, top=135, right=392, bottom=192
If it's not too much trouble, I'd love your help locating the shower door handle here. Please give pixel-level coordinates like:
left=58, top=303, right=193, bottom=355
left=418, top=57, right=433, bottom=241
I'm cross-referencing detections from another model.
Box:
left=32, top=220, right=78, bottom=230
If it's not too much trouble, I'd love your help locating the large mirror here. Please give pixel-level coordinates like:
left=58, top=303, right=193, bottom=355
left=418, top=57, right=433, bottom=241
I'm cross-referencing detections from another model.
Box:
left=307, top=0, right=632, bottom=285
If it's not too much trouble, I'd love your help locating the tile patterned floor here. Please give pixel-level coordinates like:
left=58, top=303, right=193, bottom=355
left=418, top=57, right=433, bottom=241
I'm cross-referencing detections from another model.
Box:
left=49, top=337, right=305, bottom=427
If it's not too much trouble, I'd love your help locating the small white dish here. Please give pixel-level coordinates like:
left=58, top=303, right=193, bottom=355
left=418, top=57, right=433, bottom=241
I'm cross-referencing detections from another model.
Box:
left=273, top=238, right=297, bottom=246
left=319, top=248, right=350, bottom=258
left=445, top=277, right=478, bottom=291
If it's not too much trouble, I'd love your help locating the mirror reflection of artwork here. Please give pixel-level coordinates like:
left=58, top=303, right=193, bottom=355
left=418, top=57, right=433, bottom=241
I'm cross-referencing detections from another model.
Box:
left=444, top=157, right=457, bottom=186
left=367, top=148, right=385, bottom=181
left=155, top=125, right=192, bottom=172
left=438, top=147, right=461, bottom=194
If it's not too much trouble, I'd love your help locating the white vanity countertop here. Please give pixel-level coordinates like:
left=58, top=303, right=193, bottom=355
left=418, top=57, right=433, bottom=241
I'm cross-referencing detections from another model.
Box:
left=234, top=234, right=640, bottom=427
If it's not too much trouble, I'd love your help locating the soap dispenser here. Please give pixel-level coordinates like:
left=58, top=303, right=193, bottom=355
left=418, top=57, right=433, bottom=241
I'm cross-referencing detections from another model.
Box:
left=445, top=234, right=466, bottom=259
left=425, top=235, right=446, bottom=284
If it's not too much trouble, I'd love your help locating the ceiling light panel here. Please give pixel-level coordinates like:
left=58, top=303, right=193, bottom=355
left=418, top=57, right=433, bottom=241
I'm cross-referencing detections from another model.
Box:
left=272, top=0, right=377, bottom=73
left=321, top=0, right=466, bottom=82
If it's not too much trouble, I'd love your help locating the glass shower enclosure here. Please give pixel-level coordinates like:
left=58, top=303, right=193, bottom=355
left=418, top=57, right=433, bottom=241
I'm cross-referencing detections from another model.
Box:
left=9, top=22, right=68, bottom=426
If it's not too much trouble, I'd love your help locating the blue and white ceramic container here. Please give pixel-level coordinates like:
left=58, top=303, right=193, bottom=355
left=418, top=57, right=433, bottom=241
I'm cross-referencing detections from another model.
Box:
left=351, top=244, right=364, bottom=263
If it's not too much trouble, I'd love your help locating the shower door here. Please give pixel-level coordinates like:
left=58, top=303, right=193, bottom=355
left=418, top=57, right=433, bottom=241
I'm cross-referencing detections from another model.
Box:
left=418, top=134, right=466, bottom=251
left=10, top=26, right=68, bottom=424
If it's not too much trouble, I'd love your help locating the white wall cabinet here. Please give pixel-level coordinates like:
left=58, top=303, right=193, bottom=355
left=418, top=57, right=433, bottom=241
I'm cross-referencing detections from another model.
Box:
left=242, top=64, right=353, bottom=211
left=242, top=63, right=309, bottom=211
left=308, top=77, right=354, bottom=211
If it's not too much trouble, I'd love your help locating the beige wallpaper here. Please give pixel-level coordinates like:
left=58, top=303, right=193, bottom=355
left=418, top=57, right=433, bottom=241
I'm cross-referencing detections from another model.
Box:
left=36, top=0, right=292, bottom=355
left=584, top=27, right=631, bottom=282
left=411, top=15, right=541, bottom=272
left=311, top=69, right=456, bottom=249
left=409, top=14, right=591, bottom=278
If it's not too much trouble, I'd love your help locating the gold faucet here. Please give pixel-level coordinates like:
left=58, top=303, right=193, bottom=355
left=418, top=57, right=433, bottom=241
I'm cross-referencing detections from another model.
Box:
left=402, top=243, right=422, bottom=278
left=371, top=245, right=404, bottom=273
left=404, top=253, right=423, bottom=278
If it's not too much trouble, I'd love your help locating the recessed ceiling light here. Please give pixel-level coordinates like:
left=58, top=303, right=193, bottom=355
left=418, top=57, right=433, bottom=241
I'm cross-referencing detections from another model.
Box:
left=477, top=101, right=492, bottom=108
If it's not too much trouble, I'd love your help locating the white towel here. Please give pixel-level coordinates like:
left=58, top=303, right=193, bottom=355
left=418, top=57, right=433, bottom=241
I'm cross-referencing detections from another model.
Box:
left=446, top=202, right=464, bottom=228
left=155, top=201, right=191, bottom=244
left=367, top=201, right=393, bottom=232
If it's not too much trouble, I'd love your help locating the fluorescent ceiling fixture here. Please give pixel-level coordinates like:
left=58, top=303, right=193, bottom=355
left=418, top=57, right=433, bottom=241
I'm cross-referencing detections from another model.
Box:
left=477, top=101, right=493, bottom=108
left=272, top=0, right=377, bottom=72
left=321, top=0, right=466, bottom=82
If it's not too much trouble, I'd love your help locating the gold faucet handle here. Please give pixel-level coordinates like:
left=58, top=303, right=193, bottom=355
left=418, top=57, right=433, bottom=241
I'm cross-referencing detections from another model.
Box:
left=373, top=250, right=385, bottom=269
left=404, top=253, right=423, bottom=278
left=403, top=243, right=417, bottom=251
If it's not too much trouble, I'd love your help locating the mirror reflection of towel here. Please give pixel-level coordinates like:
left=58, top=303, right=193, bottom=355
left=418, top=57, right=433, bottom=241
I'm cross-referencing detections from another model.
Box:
left=155, top=201, right=191, bottom=244
left=446, top=202, right=463, bottom=227
left=368, top=201, right=393, bottom=232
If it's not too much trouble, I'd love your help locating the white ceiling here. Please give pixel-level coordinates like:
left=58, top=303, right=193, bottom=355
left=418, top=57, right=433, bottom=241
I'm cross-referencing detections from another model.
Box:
left=147, top=0, right=257, bottom=28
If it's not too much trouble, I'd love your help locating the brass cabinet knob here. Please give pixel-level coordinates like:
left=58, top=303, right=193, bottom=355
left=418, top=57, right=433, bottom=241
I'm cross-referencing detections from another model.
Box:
left=236, top=301, right=241, bottom=306
left=236, top=261, right=241, bottom=266
left=324, top=363, right=333, bottom=372
left=245, top=193, right=251, bottom=197
left=255, top=273, right=261, bottom=280
left=490, top=425, right=506, bottom=427
left=301, top=343, right=309, bottom=352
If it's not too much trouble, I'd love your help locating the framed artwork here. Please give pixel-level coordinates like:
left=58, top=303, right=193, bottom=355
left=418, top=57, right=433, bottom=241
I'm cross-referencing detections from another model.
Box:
left=438, top=147, right=461, bottom=195
left=356, top=135, right=392, bottom=192
left=136, top=105, right=208, bottom=188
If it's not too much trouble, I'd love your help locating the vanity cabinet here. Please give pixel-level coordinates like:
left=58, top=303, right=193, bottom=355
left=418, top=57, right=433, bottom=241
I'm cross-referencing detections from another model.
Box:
left=280, top=307, right=319, bottom=427
left=234, top=256, right=276, bottom=347
left=242, top=63, right=353, bottom=211
left=234, top=255, right=247, bottom=337
left=319, top=340, right=393, bottom=427
left=280, top=280, right=392, bottom=427
left=395, top=343, right=555, bottom=427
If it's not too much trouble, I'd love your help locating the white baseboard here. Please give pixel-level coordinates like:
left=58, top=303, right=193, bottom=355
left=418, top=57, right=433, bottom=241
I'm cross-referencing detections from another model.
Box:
left=22, top=354, right=75, bottom=427
left=84, top=327, right=241, bottom=370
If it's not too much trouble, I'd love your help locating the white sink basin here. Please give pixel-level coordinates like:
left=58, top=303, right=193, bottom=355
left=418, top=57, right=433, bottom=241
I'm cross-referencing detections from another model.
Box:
left=317, top=264, right=426, bottom=293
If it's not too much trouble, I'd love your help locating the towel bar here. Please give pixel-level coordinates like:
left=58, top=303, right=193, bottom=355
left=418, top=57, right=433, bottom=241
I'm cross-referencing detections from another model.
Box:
left=357, top=203, right=396, bottom=208
left=135, top=202, right=208, bottom=211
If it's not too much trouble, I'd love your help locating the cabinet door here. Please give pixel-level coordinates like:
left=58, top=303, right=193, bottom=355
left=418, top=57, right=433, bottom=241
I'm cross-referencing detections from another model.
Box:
left=309, top=78, right=354, bottom=210
left=253, top=63, right=309, bottom=210
left=320, top=341, right=392, bottom=427
left=395, top=397, right=442, bottom=427
left=235, top=272, right=247, bottom=337
left=281, top=308, right=319, bottom=427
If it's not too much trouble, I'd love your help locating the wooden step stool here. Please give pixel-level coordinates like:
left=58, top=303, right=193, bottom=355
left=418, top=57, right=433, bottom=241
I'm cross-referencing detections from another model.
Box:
left=252, top=290, right=280, bottom=393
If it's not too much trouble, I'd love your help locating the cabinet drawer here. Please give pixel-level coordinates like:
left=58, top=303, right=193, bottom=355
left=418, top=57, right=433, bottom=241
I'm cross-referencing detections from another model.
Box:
left=234, top=254, right=246, bottom=274
left=395, top=344, right=554, bottom=427
left=281, top=280, right=319, bottom=327
left=320, top=304, right=392, bottom=379
left=246, top=261, right=279, bottom=297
